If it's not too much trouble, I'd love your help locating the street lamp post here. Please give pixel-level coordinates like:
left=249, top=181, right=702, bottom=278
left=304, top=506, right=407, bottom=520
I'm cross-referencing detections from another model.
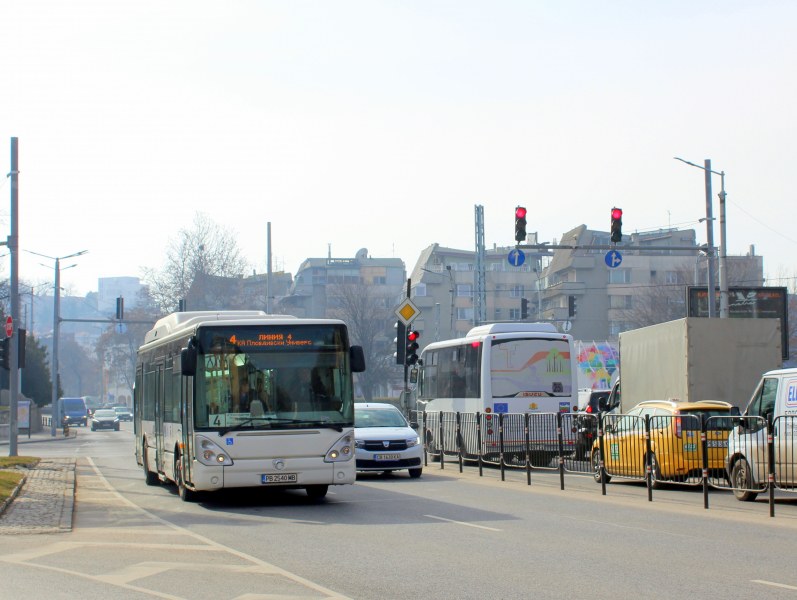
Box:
left=26, top=249, right=88, bottom=436
left=674, top=157, right=729, bottom=318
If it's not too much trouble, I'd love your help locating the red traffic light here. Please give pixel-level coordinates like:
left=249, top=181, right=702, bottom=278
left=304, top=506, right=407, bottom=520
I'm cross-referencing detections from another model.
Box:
left=611, top=207, right=623, bottom=220
left=407, top=330, right=419, bottom=342
left=515, top=206, right=527, bottom=219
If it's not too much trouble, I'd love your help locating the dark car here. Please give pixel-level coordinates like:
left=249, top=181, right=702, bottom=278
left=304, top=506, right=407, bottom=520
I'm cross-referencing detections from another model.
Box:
left=91, top=409, right=120, bottom=431
left=573, top=390, right=612, bottom=459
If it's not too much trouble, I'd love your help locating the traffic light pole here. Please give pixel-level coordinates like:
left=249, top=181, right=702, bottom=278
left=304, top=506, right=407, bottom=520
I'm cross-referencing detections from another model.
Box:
left=403, top=278, right=410, bottom=415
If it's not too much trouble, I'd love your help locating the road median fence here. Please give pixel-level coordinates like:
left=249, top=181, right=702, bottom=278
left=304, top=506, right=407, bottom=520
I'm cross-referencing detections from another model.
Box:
left=412, top=410, right=797, bottom=518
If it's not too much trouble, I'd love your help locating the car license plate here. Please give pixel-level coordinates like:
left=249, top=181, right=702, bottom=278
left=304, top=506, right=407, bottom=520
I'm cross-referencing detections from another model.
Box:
left=262, top=473, right=297, bottom=484
left=374, top=453, right=401, bottom=460
left=707, top=440, right=728, bottom=448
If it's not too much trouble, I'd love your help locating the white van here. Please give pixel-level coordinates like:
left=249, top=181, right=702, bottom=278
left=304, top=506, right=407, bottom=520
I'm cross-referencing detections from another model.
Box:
left=726, top=367, right=797, bottom=501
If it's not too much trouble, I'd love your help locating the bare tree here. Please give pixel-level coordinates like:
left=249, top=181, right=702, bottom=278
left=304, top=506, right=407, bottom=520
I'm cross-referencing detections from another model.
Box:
left=142, top=212, right=249, bottom=312
left=327, top=282, right=399, bottom=402
left=95, top=288, right=161, bottom=395
left=619, top=265, right=691, bottom=329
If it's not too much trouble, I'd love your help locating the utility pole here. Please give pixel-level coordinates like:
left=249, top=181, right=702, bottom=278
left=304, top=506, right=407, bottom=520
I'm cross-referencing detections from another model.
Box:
left=8, top=137, right=20, bottom=456
left=703, top=159, right=718, bottom=318
left=266, top=222, right=273, bottom=314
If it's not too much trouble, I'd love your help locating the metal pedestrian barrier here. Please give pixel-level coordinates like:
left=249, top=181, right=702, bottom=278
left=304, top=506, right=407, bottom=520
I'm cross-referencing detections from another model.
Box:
left=420, top=409, right=797, bottom=518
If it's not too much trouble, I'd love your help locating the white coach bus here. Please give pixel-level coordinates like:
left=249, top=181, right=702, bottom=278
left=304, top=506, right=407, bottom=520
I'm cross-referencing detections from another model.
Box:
left=416, top=323, right=578, bottom=463
left=135, top=311, right=365, bottom=501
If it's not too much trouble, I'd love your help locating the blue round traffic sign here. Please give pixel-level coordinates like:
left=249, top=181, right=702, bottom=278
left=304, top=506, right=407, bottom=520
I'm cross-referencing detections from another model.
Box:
left=605, top=250, right=623, bottom=268
left=508, top=248, right=526, bottom=267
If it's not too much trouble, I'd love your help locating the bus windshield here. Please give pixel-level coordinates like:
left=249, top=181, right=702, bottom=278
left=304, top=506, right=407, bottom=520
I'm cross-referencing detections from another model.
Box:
left=194, top=324, right=354, bottom=430
left=490, top=338, right=573, bottom=397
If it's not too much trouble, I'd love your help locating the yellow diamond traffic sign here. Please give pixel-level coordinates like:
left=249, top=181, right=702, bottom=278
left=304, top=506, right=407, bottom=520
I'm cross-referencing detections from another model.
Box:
left=395, top=299, right=421, bottom=326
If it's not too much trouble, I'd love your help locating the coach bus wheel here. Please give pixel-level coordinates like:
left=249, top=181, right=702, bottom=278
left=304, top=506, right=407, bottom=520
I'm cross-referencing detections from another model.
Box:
left=731, top=459, right=758, bottom=502
left=142, top=445, right=159, bottom=486
left=175, top=453, right=199, bottom=502
left=592, top=449, right=611, bottom=484
left=306, top=485, right=328, bottom=500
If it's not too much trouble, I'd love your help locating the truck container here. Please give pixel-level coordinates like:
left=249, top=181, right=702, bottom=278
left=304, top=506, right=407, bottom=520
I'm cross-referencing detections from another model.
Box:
left=617, top=317, right=782, bottom=412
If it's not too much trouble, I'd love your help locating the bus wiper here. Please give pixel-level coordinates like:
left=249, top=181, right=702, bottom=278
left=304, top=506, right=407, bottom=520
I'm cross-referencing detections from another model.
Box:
left=218, top=418, right=260, bottom=436
left=218, top=417, right=344, bottom=435
left=270, top=418, right=344, bottom=432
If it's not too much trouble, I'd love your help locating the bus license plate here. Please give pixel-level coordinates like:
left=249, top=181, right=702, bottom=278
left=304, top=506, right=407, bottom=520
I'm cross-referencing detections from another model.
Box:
left=262, top=473, right=297, bottom=484
left=375, top=454, right=401, bottom=460
left=707, top=440, right=728, bottom=448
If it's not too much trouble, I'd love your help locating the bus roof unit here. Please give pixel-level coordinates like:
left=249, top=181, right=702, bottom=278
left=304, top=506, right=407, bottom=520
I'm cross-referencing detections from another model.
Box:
left=467, top=323, right=558, bottom=337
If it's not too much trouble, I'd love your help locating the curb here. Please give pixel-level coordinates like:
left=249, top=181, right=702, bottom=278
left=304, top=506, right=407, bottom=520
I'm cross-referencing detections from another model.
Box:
left=0, top=472, right=27, bottom=517
left=60, top=462, right=76, bottom=530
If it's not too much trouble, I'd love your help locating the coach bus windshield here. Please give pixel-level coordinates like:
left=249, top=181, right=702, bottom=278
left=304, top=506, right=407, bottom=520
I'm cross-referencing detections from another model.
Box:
left=194, top=324, right=354, bottom=430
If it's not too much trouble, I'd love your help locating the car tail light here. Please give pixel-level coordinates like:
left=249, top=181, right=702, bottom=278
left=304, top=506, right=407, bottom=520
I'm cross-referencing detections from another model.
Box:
left=675, top=416, right=682, bottom=438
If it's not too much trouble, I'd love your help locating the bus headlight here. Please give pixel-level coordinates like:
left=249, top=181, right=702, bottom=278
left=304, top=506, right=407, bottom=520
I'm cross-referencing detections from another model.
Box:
left=196, top=436, right=234, bottom=466
left=325, top=433, right=354, bottom=463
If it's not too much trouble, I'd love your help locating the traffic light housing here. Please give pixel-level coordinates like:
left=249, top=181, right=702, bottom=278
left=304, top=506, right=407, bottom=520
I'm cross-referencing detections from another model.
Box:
left=520, top=298, right=529, bottom=320
left=568, top=295, right=577, bottom=318
left=514, top=206, right=527, bottom=243
left=0, top=338, right=8, bottom=370
left=610, top=207, right=623, bottom=243
left=116, top=296, right=124, bottom=320
left=406, top=330, right=420, bottom=366
left=395, top=321, right=406, bottom=365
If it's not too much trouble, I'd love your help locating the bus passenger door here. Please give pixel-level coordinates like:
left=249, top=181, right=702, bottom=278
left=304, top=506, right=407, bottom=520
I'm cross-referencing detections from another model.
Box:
left=182, top=375, right=194, bottom=485
left=154, top=364, right=165, bottom=475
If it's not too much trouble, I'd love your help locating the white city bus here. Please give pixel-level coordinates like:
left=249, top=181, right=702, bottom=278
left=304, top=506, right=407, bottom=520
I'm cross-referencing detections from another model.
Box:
left=135, top=311, right=365, bottom=501
left=416, top=323, right=578, bottom=463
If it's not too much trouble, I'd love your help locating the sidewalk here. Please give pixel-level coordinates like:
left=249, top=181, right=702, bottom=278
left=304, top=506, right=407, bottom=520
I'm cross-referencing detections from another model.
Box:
left=0, top=429, right=77, bottom=534
left=0, top=457, right=76, bottom=534
left=0, top=427, right=78, bottom=446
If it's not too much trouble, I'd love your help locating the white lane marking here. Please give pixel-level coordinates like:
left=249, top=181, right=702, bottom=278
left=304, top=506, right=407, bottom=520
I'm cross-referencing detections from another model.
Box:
left=84, top=456, right=352, bottom=599
left=424, top=514, right=502, bottom=531
left=752, top=579, right=797, bottom=591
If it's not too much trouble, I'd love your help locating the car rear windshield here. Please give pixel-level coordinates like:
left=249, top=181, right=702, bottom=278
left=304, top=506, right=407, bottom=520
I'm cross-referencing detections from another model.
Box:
left=680, top=409, right=734, bottom=431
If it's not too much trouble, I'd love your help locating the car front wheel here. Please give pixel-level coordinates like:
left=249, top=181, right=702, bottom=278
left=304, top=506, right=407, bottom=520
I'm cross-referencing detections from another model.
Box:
left=409, top=468, right=422, bottom=479
left=731, top=458, right=758, bottom=502
left=649, top=453, right=663, bottom=490
left=592, top=449, right=611, bottom=484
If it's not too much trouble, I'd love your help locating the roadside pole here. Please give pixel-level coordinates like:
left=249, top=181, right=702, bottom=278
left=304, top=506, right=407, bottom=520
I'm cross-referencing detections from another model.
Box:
left=8, top=138, right=20, bottom=456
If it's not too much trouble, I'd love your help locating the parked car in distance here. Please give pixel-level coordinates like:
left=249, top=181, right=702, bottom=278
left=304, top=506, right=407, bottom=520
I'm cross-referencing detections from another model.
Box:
left=354, top=403, right=423, bottom=478
left=592, top=399, right=737, bottom=487
left=114, top=406, right=133, bottom=421
left=91, top=409, right=120, bottom=431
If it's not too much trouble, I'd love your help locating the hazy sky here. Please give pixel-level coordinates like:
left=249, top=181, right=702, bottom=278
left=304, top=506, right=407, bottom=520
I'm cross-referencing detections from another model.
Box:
left=2, top=1, right=795, bottom=297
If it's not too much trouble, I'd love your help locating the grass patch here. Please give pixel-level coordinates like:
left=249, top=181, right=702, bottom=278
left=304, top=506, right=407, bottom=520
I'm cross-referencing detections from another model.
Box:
left=0, top=456, right=39, bottom=469
left=0, top=457, right=39, bottom=504
left=0, top=470, right=25, bottom=502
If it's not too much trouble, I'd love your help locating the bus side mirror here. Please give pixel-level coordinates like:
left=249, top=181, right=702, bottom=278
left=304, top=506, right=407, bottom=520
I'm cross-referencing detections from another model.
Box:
left=350, top=345, right=366, bottom=373
left=181, top=339, right=197, bottom=376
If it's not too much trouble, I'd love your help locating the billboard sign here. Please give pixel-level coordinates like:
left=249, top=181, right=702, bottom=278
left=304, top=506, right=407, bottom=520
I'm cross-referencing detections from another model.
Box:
left=687, top=286, right=789, bottom=359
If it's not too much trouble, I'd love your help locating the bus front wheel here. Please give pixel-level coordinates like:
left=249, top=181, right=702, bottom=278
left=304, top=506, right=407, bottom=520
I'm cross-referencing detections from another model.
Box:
left=175, top=453, right=199, bottom=502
